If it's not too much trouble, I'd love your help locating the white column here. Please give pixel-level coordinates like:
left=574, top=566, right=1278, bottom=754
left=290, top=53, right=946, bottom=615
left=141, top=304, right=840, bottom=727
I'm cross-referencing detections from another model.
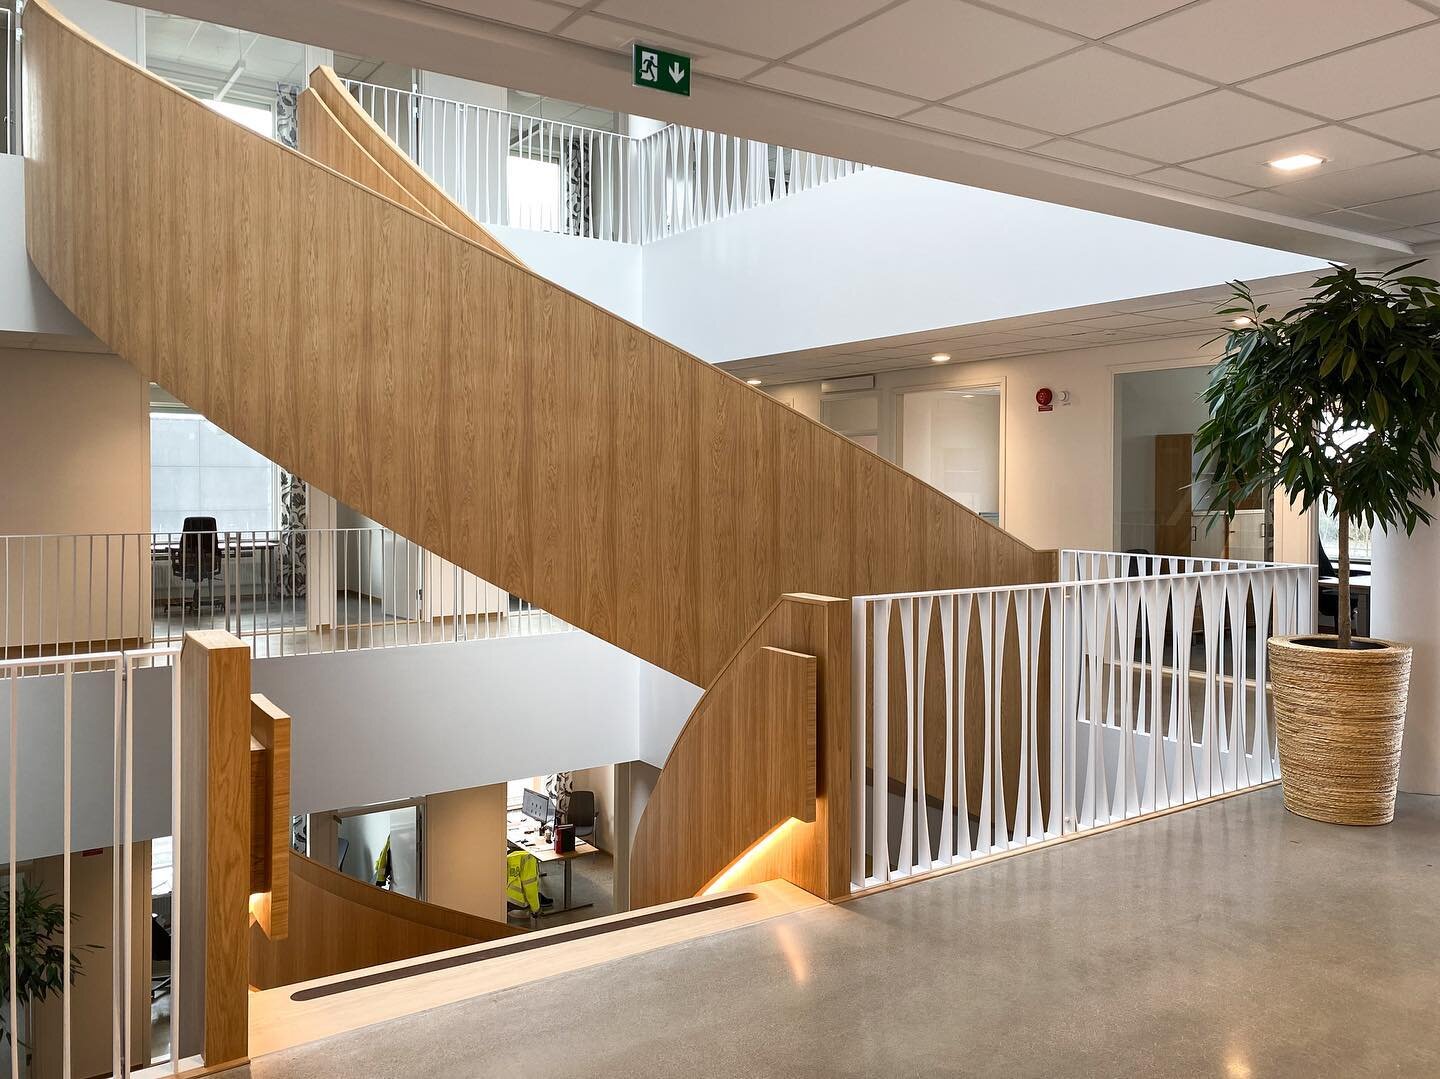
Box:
left=1371, top=485, right=1440, bottom=794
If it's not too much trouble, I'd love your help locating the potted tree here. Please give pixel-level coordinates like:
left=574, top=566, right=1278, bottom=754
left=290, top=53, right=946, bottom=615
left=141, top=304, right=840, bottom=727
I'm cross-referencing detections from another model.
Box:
left=1196, top=262, right=1440, bottom=825
left=2, top=878, right=89, bottom=1063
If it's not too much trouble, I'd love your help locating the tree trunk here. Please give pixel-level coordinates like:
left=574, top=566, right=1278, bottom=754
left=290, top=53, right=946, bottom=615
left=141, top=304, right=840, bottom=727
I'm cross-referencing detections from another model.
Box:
left=1338, top=505, right=1352, bottom=649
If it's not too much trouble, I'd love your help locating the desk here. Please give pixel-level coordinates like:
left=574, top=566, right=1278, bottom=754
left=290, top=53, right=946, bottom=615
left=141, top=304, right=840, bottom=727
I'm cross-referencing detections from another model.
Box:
left=1319, top=577, right=1370, bottom=637
left=506, top=809, right=598, bottom=916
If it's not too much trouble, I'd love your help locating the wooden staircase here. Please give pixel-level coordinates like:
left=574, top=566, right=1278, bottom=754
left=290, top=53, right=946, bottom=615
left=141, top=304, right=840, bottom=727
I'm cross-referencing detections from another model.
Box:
left=22, top=0, right=1055, bottom=912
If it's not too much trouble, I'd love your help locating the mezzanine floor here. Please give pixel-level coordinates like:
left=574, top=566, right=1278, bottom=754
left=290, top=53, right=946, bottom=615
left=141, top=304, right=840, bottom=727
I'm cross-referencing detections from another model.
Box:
left=251, top=788, right=1440, bottom=1079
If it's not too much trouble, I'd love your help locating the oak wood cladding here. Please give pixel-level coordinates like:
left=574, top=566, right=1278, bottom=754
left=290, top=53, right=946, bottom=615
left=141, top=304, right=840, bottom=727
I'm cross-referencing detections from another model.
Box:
left=249, top=694, right=292, bottom=940
left=22, top=0, right=1056, bottom=695
left=178, top=630, right=252, bottom=1067
left=306, top=66, right=521, bottom=264
left=249, top=850, right=522, bottom=990
left=630, top=595, right=851, bottom=907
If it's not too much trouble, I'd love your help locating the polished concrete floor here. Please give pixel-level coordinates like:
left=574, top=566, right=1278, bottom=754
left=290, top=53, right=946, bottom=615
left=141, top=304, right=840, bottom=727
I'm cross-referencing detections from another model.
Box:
left=252, top=789, right=1440, bottom=1078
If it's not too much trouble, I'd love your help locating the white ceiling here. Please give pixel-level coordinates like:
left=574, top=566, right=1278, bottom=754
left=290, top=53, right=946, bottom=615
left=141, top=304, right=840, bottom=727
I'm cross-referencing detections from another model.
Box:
left=415, top=0, right=1440, bottom=250
left=141, top=0, right=1440, bottom=258
left=717, top=271, right=1320, bottom=385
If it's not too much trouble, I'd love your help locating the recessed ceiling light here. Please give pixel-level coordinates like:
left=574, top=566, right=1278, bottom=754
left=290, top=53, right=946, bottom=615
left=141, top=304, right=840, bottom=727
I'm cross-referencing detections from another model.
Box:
left=1268, top=153, right=1324, bottom=172
left=1231, top=317, right=1252, bottom=326
left=746, top=378, right=763, bottom=385
left=931, top=353, right=951, bottom=363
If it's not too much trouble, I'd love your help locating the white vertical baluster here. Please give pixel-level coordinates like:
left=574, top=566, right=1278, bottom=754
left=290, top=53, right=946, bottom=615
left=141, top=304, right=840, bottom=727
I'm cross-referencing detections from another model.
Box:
left=914, top=596, right=932, bottom=870
left=992, top=593, right=1011, bottom=847
left=1253, top=572, right=1275, bottom=780
left=938, top=595, right=955, bottom=864
left=897, top=598, right=915, bottom=875
left=1171, top=575, right=1200, bottom=803
left=169, top=656, right=182, bottom=1075
left=1225, top=574, right=1250, bottom=791
left=871, top=599, right=890, bottom=882
left=1199, top=574, right=1225, bottom=796
left=976, top=592, right=995, bottom=851
left=1142, top=576, right=1170, bottom=812
left=1113, top=580, right=1140, bottom=821
left=63, top=663, right=73, bottom=1079
left=9, top=667, right=19, bottom=1079
left=850, top=599, right=867, bottom=890
left=954, top=594, right=973, bottom=857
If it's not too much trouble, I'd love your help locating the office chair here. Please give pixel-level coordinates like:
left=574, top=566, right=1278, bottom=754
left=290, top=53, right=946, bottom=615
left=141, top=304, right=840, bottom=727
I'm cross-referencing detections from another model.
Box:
left=564, top=789, right=597, bottom=843
left=151, top=912, right=172, bottom=1002
left=174, top=516, right=225, bottom=615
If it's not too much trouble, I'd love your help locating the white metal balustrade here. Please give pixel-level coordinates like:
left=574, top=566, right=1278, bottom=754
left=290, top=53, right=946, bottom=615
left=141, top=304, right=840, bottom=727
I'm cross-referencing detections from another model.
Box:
left=1, top=529, right=569, bottom=662
left=3, top=645, right=196, bottom=1076
left=850, top=551, right=1316, bottom=893
left=341, top=79, right=865, bottom=244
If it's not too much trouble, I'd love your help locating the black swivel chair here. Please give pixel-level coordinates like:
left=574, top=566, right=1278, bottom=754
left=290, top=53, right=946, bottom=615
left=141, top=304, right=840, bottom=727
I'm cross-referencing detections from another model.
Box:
left=564, top=790, right=597, bottom=844
left=175, top=516, right=225, bottom=615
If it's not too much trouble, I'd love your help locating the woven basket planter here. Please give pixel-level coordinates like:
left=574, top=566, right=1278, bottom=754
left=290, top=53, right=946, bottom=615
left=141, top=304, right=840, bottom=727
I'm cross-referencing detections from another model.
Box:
left=1268, top=635, right=1412, bottom=826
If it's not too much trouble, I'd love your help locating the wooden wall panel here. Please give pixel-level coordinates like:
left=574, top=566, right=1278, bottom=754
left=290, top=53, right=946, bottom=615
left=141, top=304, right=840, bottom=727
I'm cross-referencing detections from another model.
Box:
left=23, top=0, right=1056, bottom=696
left=630, top=594, right=850, bottom=907
left=250, top=694, right=292, bottom=940
left=178, top=630, right=252, bottom=1069
left=249, top=850, right=521, bottom=990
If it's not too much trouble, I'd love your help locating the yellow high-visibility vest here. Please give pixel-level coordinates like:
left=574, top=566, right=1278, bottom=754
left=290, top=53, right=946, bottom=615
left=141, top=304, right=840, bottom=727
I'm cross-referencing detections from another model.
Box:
left=506, top=850, right=541, bottom=914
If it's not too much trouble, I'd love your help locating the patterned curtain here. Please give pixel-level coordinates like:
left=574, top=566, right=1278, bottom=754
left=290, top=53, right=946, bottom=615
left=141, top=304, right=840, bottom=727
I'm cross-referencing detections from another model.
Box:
left=276, top=473, right=308, bottom=599
left=276, top=82, right=299, bottom=148
left=546, top=772, right=574, bottom=822
left=563, top=136, right=591, bottom=238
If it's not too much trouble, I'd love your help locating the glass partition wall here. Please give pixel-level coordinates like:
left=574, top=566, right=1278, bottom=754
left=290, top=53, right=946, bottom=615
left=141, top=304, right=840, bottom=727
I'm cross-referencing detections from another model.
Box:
left=1114, top=365, right=1272, bottom=562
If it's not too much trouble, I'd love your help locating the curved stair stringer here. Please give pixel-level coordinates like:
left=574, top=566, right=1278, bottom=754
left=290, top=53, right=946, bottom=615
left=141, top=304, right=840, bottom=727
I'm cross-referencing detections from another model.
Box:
left=250, top=850, right=522, bottom=990
left=24, top=0, right=1058, bottom=909
left=23, top=0, right=1055, bottom=692
left=630, top=594, right=851, bottom=907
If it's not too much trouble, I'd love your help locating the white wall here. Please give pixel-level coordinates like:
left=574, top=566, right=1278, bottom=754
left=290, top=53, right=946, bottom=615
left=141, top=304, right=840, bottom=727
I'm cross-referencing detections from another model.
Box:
left=252, top=634, right=642, bottom=814
left=0, top=159, right=94, bottom=339
left=489, top=226, right=644, bottom=326
left=773, top=337, right=1226, bottom=552
left=640, top=168, right=1326, bottom=363
left=637, top=660, right=704, bottom=769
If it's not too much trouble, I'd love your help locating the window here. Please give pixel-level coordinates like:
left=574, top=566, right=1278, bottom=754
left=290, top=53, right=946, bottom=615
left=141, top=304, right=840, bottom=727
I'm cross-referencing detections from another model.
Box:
left=206, top=99, right=274, bottom=138
left=150, top=412, right=278, bottom=535
left=506, top=154, right=562, bottom=231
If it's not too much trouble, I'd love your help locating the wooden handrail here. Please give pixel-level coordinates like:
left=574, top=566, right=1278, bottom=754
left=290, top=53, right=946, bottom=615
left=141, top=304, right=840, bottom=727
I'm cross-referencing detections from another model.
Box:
left=22, top=0, right=1055, bottom=692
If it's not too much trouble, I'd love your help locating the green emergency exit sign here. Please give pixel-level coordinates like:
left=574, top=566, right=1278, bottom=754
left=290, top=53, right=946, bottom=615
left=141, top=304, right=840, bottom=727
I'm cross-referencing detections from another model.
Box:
left=633, top=43, right=691, bottom=97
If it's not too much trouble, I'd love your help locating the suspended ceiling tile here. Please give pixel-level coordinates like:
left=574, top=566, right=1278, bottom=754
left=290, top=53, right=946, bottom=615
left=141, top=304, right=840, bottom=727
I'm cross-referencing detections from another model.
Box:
left=1349, top=188, right=1440, bottom=226
left=1083, top=91, right=1314, bottom=162
left=1270, top=153, right=1440, bottom=208
left=558, top=15, right=769, bottom=79
left=1349, top=96, right=1440, bottom=151
left=1182, top=126, right=1412, bottom=189
left=1109, top=0, right=1432, bottom=83
left=1227, top=188, right=1334, bottom=217
left=749, top=66, right=922, bottom=118
left=592, top=0, right=888, bottom=58
left=1033, top=138, right=1158, bottom=174
left=1140, top=167, right=1252, bottom=199
left=436, top=0, right=576, bottom=32
left=788, top=0, right=1076, bottom=101
left=974, top=0, right=1193, bottom=38
left=904, top=106, right=1052, bottom=149
left=946, top=47, right=1206, bottom=135
left=1241, top=23, right=1440, bottom=119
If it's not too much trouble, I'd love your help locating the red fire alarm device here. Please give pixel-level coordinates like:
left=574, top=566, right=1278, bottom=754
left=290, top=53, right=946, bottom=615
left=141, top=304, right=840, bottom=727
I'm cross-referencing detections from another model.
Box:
left=1036, top=387, right=1054, bottom=413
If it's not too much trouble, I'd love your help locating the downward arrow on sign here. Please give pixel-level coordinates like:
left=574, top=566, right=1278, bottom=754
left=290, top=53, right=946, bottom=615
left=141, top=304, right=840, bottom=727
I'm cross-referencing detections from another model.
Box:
left=668, top=61, right=686, bottom=83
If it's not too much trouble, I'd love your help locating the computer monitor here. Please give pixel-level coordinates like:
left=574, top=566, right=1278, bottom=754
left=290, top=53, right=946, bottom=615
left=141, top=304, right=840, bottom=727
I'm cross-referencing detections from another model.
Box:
left=521, top=787, right=553, bottom=826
